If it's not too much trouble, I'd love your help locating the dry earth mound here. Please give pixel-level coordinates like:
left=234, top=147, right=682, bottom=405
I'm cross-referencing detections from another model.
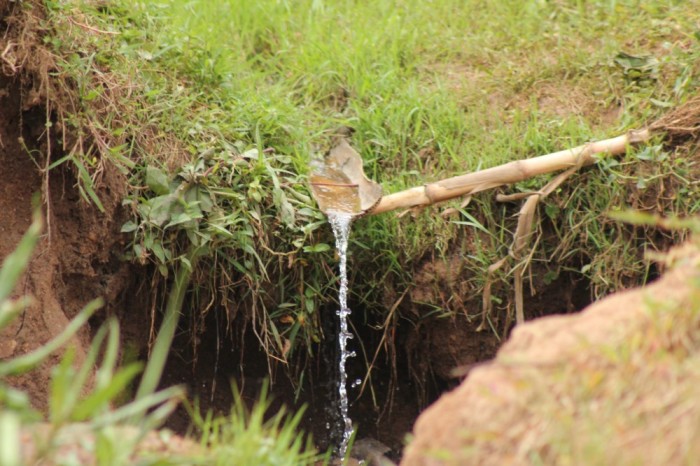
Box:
left=403, top=240, right=700, bottom=465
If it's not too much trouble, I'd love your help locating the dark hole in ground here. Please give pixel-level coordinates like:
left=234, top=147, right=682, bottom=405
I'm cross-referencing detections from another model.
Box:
left=157, top=298, right=430, bottom=459
left=155, top=257, right=593, bottom=461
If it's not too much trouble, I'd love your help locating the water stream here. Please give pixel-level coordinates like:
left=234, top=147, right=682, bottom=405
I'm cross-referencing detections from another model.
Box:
left=328, top=211, right=355, bottom=458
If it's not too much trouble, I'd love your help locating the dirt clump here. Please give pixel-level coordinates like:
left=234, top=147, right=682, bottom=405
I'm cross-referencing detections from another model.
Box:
left=402, top=240, right=700, bottom=465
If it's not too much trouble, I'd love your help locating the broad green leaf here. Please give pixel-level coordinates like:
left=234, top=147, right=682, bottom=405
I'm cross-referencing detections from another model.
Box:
left=614, top=51, right=656, bottom=71
left=274, top=189, right=295, bottom=228
left=120, top=221, right=138, bottom=233
left=145, top=166, right=171, bottom=196
left=197, top=187, right=214, bottom=212
left=303, top=243, right=331, bottom=253
left=150, top=241, right=167, bottom=263
left=147, top=195, right=176, bottom=226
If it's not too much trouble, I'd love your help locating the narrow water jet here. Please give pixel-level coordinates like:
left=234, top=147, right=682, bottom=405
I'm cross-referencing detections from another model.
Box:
left=328, top=211, right=355, bottom=458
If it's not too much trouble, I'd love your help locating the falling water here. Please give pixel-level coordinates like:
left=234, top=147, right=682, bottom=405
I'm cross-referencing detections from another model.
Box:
left=328, top=211, right=355, bottom=458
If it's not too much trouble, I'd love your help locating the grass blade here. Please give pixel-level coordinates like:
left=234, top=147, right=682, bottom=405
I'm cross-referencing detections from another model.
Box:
left=0, top=209, right=42, bottom=303
left=0, top=298, right=102, bottom=377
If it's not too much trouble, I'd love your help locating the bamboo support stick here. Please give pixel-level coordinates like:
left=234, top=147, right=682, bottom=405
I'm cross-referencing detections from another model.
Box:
left=369, top=129, right=651, bottom=215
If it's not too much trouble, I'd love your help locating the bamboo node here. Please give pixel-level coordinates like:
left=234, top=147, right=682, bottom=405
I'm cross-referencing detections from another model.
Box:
left=424, top=183, right=440, bottom=204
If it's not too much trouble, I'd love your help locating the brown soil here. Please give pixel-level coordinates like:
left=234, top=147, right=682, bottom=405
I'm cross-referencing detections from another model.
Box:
left=0, top=0, right=146, bottom=411
left=0, top=72, right=142, bottom=409
left=401, top=241, right=700, bottom=465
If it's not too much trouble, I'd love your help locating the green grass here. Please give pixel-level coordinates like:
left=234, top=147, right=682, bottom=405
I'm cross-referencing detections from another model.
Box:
left=43, top=0, right=700, bottom=399
left=188, top=381, right=323, bottom=466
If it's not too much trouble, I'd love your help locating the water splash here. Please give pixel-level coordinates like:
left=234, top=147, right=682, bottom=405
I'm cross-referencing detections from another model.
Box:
left=328, top=211, right=355, bottom=458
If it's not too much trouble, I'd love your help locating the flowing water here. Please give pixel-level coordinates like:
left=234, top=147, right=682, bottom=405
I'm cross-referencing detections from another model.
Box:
left=328, top=211, right=355, bottom=457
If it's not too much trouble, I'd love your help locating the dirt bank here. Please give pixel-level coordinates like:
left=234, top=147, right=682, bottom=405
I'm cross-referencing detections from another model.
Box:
left=402, top=240, right=700, bottom=465
left=0, top=0, right=146, bottom=411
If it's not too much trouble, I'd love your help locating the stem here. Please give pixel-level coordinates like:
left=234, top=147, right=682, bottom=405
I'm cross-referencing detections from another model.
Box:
left=369, top=129, right=651, bottom=215
left=135, top=256, right=195, bottom=402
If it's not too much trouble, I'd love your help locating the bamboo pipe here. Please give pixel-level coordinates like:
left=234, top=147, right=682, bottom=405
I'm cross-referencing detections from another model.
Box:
left=368, top=129, right=651, bottom=215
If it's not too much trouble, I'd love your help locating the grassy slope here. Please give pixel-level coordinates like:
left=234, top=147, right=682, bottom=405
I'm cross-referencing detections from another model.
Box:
left=47, top=0, right=700, bottom=372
